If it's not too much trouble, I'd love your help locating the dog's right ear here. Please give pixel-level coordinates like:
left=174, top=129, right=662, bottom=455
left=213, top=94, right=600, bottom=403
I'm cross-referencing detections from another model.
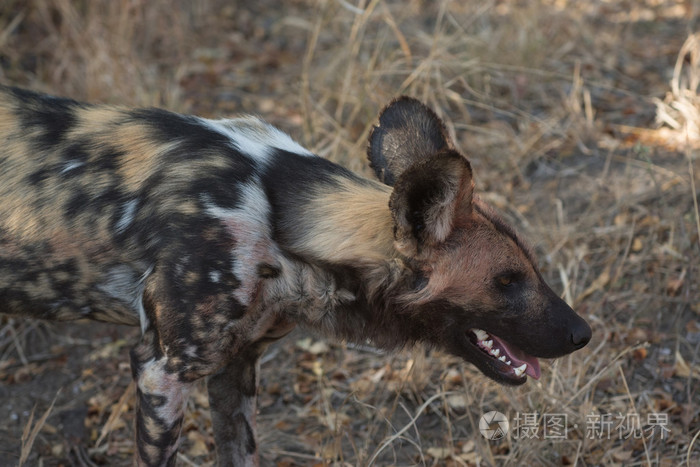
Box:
left=367, top=96, right=451, bottom=186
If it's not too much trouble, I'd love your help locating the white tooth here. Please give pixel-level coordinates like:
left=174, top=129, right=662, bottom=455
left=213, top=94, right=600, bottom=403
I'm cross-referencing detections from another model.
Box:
left=484, top=340, right=493, bottom=349
left=474, top=329, right=489, bottom=341
left=513, top=363, right=527, bottom=377
left=498, top=356, right=506, bottom=362
left=506, top=360, right=512, bottom=365
left=491, top=348, right=500, bottom=357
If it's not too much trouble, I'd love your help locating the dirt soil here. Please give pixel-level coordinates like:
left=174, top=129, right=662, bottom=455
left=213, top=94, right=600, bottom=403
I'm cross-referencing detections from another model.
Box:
left=0, top=1, right=699, bottom=466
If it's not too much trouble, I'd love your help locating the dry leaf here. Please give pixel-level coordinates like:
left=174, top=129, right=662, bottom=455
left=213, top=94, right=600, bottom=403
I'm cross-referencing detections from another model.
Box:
left=631, top=237, right=643, bottom=252
left=666, top=269, right=686, bottom=296
left=296, top=337, right=312, bottom=351
left=627, top=327, right=649, bottom=343
left=87, top=339, right=129, bottom=362
left=51, top=443, right=63, bottom=457
left=674, top=350, right=700, bottom=379
left=369, top=366, right=387, bottom=383
left=612, top=448, right=632, bottom=462
left=633, top=347, right=648, bottom=360
left=444, top=368, right=462, bottom=384
left=296, top=338, right=329, bottom=355
left=308, top=341, right=330, bottom=355
left=445, top=394, right=467, bottom=410
left=461, top=440, right=475, bottom=453
left=692, top=302, right=700, bottom=315
left=311, top=360, right=323, bottom=377
left=274, top=420, right=292, bottom=430
left=459, top=451, right=480, bottom=463
left=426, top=446, right=452, bottom=459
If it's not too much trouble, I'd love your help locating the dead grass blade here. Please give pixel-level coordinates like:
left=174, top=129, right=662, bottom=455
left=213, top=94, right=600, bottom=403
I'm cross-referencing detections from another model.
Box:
left=19, top=390, right=59, bottom=466
left=687, top=145, right=700, bottom=246
left=688, top=428, right=700, bottom=467
left=96, top=381, right=135, bottom=447
left=565, top=341, right=649, bottom=408
left=654, top=33, right=700, bottom=149
left=381, top=3, right=412, bottom=65
left=618, top=366, right=652, bottom=467
left=8, top=319, right=29, bottom=366
left=367, top=390, right=456, bottom=466
left=0, top=9, right=24, bottom=50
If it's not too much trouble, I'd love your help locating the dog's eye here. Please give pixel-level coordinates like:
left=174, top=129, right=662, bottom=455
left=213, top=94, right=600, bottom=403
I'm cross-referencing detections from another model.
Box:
left=496, top=274, right=518, bottom=288
left=498, top=276, right=512, bottom=286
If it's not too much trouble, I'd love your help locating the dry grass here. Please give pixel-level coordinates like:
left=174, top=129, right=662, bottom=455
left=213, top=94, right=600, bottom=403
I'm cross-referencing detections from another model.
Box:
left=0, top=0, right=698, bottom=465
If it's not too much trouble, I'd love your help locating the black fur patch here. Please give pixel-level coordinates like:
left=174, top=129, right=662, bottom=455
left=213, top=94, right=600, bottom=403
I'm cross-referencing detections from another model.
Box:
left=10, top=87, right=83, bottom=149
left=368, top=96, right=450, bottom=186
left=389, top=149, right=471, bottom=246
left=262, top=148, right=360, bottom=242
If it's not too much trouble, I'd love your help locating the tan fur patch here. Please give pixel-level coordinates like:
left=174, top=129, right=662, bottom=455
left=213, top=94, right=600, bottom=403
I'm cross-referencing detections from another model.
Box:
left=296, top=176, right=395, bottom=264
left=69, top=108, right=179, bottom=194
left=116, top=129, right=180, bottom=193
left=0, top=104, right=18, bottom=136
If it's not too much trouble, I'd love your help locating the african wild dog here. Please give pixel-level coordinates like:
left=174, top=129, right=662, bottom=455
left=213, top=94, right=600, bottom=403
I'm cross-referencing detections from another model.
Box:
left=0, top=86, right=591, bottom=466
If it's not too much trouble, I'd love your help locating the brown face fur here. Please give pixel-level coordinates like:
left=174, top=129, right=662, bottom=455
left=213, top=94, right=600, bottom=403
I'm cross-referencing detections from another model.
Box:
left=365, top=97, right=591, bottom=385
left=425, top=205, right=536, bottom=305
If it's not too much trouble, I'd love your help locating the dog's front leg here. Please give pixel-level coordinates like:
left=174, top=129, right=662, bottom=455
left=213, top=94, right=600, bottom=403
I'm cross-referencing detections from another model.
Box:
left=131, top=335, right=194, bottom=467
left=207, top=346, right=265, bottom=467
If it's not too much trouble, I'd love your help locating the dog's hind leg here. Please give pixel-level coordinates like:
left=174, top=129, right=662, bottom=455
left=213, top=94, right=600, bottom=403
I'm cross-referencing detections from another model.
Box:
left=207, top=345, right=265, bottom=467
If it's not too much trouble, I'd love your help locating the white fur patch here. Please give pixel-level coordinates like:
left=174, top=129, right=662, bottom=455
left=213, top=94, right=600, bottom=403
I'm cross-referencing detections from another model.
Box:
left=60, top=160, right=84, bottom=174
left=138, top=356, right=194, bottom=428
left=116, top=199, right=138, bottom=233
left=203, top=181, right=278, bottom=306
left=136, top=266, right=153, bottom=333
left=97, top=265, right=138, bottom=301
left=199, top=116, right=313, bottom=165
left=209, top=270, right=222, bottom=283
left=97, top=264, right=153, bottom=333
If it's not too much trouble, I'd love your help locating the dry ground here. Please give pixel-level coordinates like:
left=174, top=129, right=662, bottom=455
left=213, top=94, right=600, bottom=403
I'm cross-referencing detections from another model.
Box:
left=0, top=0, right=698, bottom=465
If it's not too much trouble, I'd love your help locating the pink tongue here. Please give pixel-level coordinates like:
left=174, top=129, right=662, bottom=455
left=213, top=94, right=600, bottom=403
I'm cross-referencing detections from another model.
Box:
left=490, top=335, right=541, bottom=379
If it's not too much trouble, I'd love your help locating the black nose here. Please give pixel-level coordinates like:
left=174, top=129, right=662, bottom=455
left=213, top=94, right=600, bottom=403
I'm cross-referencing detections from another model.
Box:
left=570, top=318, right=592, bottom=349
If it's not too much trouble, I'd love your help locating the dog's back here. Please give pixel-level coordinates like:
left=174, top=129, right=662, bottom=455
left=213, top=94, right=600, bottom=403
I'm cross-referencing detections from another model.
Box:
left=0, top=87, right=143, bottom=324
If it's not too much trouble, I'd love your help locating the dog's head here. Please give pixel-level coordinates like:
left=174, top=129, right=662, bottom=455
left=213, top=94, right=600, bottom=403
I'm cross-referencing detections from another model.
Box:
left=368, top=97, right=591, bottom=385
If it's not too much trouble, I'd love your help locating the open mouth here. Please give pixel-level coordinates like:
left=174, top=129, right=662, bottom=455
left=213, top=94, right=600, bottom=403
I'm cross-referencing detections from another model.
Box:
left=469, top=329, right=541, bottom=381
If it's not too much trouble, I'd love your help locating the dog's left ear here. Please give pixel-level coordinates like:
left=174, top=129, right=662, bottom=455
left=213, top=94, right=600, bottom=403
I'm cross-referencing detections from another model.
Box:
left=368, top=96, right=451, bottom=186
left=389, top=149, right=473, bottom=257
left=368, top=97, right=474, bottom=257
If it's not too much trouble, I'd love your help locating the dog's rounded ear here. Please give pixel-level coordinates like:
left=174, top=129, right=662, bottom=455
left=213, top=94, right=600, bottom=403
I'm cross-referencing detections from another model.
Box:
left=390, top=149, right=474, bottom=258
left=367, top=97, right=451, bottom=186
